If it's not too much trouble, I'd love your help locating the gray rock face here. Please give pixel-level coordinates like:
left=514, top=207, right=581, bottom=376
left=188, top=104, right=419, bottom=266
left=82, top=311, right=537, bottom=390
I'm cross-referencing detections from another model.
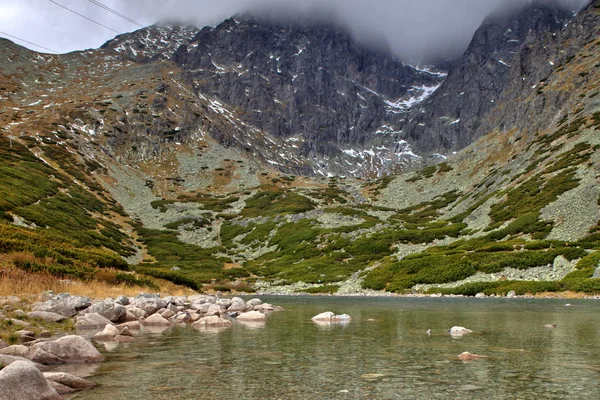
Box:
left=87, top=300, right=126, bottom=323
left=402, top=2, right=574, bottom=154
left=0, top=360, right=61, bottom=400
left=33, top=294, right=91, bottom=317
left=171, top=13, right=442, bottom=173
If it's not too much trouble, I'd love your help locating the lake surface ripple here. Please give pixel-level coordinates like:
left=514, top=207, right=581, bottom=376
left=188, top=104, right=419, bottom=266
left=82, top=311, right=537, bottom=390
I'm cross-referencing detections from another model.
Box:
left=73, top=297, right=600, bottom=399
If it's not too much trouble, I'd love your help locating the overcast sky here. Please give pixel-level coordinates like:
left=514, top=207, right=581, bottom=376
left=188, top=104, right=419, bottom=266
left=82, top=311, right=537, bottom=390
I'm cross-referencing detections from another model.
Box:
left=0, top=0, right=589, bottom=62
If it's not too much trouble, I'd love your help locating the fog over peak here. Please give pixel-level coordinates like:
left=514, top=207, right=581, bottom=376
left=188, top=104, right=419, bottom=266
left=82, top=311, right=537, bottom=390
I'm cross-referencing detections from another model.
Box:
left=135, top=0, right=590, bottom=63
left=0, top=0, right=590, bottom=61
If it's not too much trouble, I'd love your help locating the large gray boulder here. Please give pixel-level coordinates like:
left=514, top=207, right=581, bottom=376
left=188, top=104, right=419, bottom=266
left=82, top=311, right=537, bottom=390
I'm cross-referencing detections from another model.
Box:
left=130, top=298, right=166, bottom=316
left=75, top=313, right=113, bottom=329
left=227, top=297, right=248, bottom=312
left=143, top=313, right=171, bottom=326
left=125, top=306, right=146, bottom=319
left=86, top=300, right=126, bottom=323
left=246, top=298, right=263, bottom=307
left=0, top=360, right=61, bottom=400
left=33, top=294, right=91, bottom=317
left=0, top=345, right=30, bottom=359
left=92, top=324, right=120, bottom=340
left=237, top=311, right=266, bottom=322
left=28, top=335, right=103, bottom=365
left=27, top=311, right=67, bottom=323
left=114, top=295, right=129, bottom=306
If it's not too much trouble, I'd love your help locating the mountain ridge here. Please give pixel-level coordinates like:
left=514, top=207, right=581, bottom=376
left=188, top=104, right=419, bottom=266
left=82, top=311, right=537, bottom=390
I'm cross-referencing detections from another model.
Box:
left=0, top=2, right=598, bottom=296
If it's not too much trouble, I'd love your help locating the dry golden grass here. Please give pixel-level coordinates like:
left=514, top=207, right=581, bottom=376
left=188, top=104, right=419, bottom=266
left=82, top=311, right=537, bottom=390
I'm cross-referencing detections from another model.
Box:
left=0, top=253, right=195, bottom=300
left=534, top=291, right=588, bottom=299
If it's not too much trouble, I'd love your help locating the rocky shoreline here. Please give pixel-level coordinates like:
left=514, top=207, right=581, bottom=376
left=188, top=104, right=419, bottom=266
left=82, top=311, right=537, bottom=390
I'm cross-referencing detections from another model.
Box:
left=257, top=289, right=600, bottom=300
left=0, top=292, right=281, bottom=399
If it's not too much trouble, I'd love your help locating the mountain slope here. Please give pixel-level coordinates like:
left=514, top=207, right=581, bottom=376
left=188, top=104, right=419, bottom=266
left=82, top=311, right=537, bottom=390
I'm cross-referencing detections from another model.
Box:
left=402, top=1, right=574, bottom=154
left=0, top=3, right=599, bottom=296
left=170, top=14, right=445, bottom=177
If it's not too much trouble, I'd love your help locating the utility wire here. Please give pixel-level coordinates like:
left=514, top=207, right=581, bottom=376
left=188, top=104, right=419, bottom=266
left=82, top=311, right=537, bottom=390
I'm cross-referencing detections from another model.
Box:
left=0, top=30, right=58, bottom=53
left=86, top=0, right=144, bottom=27
left=48, top=0, right=119, bottom=33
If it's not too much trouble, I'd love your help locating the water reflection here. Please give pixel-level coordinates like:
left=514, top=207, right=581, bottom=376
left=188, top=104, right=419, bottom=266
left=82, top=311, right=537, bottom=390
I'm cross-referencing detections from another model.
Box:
left=73, top=297, right=600, bottom=399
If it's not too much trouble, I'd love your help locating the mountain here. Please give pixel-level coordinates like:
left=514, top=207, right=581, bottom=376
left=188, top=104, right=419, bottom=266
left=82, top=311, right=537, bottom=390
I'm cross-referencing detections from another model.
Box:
left=0, top=1, right=599, bottom=296
left=100, top=15, right=446, bottom=178
left=402, top=1, right=574, bottom=155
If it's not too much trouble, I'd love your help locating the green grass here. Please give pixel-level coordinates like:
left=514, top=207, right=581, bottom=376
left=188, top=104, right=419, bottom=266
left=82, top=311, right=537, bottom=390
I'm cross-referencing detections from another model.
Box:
left=135, top=227, right=229, bottom=285
left=242, top=189, right=315, bottom=217
left=363, top=240, right=587, bottom=292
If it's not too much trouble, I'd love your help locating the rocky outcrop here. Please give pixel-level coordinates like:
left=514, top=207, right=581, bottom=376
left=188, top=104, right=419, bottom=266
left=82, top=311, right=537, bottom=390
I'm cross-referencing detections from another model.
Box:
left=170, top=13, right=442, bottom=176
left=403, top=1, right=575, bottom=154
left=33, top=294, right=91, bottom=317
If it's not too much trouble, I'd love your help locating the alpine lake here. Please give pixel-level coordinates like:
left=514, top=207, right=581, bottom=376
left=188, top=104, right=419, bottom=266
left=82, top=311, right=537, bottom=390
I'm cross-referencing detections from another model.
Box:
left=70, top=296, right=600, bottom=399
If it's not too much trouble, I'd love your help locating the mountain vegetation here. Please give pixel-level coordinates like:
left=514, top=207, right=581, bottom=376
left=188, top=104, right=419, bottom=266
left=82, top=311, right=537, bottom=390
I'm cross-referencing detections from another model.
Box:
left=0, top=1, right=598, bottom=296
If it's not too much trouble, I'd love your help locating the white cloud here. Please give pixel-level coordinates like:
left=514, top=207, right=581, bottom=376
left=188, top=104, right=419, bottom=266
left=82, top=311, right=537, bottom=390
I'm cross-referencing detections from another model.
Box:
left=0, top=0, right=590, bottom=60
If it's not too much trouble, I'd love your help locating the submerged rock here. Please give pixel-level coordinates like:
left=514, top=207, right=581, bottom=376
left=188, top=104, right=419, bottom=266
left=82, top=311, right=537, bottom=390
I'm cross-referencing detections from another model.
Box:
left=191, top=316, right=232, bottom=329
left=311, top=312, right=351, bottom=323
left=236, top=311, right=266, bottom=322
left=448, top=326, right=473, bottom=337
left=458, top=352, right=481, bottom=361
left=43, top=372, right=95, bottom=390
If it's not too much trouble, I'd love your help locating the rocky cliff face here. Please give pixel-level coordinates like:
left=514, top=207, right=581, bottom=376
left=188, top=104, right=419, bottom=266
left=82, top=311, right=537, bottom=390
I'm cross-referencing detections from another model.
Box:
left=402, top=1, right=575, bottom=155
left=101, top=24, right=198, bottom=62
left=170, top=14, right=444, bottom=175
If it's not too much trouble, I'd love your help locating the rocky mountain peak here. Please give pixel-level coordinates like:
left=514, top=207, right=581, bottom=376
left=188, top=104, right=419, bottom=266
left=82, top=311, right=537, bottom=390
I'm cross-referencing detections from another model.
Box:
left=101, top=24, right=198, bottom=62
left=401, top=1, right=575, bottom=155
left=171, top=14, right=444, bottom=177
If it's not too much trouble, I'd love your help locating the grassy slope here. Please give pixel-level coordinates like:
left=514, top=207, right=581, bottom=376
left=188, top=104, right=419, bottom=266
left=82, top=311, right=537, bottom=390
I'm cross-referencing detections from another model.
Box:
left=1, top=14, right=599, bottom=296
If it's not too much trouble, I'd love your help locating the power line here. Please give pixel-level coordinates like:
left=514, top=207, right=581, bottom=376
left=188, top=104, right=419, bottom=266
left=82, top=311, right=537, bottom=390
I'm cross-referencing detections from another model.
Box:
left=0, top=30, right=58, bottom=53
left=48, top=0, right=119, bottom=33
left=86, top=0, right=144, bottom=27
